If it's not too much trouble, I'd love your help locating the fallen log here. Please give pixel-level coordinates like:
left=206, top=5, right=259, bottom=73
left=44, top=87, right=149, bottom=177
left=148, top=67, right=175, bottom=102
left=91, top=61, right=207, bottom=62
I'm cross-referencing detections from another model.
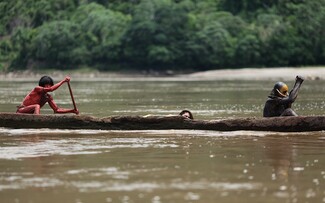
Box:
left=0, top=113, right=325, bottom=132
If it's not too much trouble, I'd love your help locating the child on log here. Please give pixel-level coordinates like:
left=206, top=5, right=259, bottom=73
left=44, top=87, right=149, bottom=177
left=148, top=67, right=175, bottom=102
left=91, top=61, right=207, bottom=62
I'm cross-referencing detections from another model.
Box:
left=16, top=76, right=79, bottom=115
left=263, top=75, right=304, bottom=117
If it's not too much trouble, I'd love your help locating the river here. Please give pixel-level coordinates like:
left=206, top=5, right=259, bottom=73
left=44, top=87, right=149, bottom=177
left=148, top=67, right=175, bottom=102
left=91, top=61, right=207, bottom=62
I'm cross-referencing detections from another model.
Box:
left=0, top=78, right=325, bottom=203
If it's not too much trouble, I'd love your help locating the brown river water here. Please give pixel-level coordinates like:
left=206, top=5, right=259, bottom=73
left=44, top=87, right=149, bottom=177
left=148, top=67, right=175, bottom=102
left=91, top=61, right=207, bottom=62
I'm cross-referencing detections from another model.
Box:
left=0, top=78, right=325, bottom=203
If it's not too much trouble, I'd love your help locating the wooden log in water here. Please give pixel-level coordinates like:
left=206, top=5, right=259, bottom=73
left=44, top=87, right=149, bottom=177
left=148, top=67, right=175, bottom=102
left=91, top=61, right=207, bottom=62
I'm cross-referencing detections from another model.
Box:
left=0, top=113, right=325, bottom=132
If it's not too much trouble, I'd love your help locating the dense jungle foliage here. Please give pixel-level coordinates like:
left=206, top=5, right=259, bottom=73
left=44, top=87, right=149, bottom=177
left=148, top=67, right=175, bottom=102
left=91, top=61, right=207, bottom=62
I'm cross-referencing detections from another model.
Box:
left=0, top=0, right=324, bottom=72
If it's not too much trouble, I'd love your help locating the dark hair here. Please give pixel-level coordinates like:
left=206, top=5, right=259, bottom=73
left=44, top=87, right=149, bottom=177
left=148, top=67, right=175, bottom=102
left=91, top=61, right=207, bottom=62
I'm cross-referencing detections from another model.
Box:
left=179, top=110, right=194, bottom=119
left=39, top=76, right=54, bottom=87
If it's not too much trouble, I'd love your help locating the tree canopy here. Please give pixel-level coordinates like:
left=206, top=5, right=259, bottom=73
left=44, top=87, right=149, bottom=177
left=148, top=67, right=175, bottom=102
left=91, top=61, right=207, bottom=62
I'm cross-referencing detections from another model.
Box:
left=0, top=0, right=324, bottom=71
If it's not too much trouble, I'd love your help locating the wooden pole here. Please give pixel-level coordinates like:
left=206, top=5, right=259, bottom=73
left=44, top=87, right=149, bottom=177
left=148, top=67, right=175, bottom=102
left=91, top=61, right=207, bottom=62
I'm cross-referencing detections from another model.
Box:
left=67, top=81, right=78, bottom=113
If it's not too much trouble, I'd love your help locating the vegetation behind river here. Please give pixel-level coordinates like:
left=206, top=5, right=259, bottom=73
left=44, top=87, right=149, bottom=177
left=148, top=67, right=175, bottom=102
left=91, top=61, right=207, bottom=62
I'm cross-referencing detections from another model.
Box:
left=0, top=0, right=324, bottom=73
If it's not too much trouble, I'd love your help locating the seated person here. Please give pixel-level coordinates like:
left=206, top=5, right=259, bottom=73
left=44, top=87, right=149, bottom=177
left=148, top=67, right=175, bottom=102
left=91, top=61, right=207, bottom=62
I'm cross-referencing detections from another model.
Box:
left=17, top=76, right=79, bottom=115
left=263, top=75, right=304, bottom=117
left=179, top=110, right=194, bottom=119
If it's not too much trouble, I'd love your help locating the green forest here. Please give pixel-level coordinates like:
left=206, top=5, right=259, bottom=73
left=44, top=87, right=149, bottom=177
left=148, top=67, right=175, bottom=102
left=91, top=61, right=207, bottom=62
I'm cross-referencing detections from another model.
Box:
left=0, top=0, right=324, bottom=72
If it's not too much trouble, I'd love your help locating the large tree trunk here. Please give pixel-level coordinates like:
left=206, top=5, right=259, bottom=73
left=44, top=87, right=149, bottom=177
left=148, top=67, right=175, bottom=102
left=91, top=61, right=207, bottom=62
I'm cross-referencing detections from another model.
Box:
left=1, top=113, right=325, bottom=132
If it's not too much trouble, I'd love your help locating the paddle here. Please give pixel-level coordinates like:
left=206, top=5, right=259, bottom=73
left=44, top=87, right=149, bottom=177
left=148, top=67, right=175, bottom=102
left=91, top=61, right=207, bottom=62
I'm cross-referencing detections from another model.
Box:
left=67, top=81, right=79, bottom=115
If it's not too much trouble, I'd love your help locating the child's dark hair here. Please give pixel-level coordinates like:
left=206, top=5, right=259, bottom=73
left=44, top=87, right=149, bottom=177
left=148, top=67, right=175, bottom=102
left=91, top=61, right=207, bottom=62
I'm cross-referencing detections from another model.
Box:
left=39, top=76, right=54, bottom=87
left=179, top=110, right=194, bottom=119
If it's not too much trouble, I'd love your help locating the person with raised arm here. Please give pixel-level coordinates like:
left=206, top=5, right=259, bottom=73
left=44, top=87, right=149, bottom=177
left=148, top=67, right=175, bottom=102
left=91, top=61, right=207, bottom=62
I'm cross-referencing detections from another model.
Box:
left=16, top=76, right=79, bottom=115
left=263, top=75, right=304, bottom=117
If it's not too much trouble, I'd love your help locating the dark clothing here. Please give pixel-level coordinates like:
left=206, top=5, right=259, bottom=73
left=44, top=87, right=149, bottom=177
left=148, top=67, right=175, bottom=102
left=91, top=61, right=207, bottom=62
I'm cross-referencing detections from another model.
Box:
left=263, top=96, right=296, bottom=117
left=263, top=77, right=304, bottom=117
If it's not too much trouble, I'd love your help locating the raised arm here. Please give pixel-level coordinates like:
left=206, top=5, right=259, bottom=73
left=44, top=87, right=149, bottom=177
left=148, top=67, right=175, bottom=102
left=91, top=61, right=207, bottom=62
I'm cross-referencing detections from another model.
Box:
left=44, top=76, right=70, bottom=92
left=278, top=75, right=304, bottom=105
left=289, top=75, right=304, bottom=100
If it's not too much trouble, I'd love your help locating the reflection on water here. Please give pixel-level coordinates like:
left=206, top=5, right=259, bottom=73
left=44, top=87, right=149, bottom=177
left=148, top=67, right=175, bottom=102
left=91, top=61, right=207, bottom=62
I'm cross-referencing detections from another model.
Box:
left=0, top=79, right=325, bottom=202
left=0, top=128, right=325, bottom=202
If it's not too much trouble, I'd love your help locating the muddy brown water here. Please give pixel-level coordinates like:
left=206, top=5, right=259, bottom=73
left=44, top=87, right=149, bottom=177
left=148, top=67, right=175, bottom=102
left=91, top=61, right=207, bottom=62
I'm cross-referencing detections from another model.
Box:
left=0, top=79, right=325, bottom=203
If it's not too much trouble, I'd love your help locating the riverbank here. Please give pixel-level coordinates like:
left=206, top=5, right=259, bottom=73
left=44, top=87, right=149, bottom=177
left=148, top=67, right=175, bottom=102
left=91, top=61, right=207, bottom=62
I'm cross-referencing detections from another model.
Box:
left=1, top=67, right=324, bottom=81
left=186, top=67, right=325, bottom=81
